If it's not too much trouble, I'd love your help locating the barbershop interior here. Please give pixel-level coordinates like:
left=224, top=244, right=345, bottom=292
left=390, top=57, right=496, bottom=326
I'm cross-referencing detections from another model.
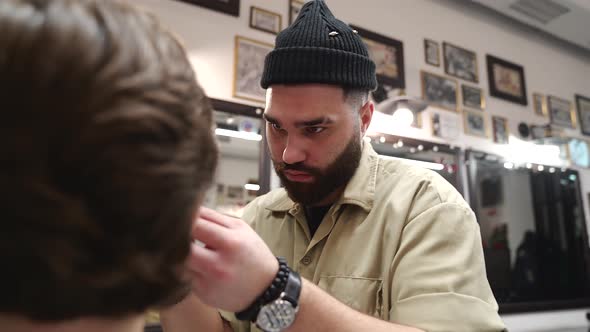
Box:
left=137, top=0, right=590, bottom=331
left=12, top=0, right=586, bottom=331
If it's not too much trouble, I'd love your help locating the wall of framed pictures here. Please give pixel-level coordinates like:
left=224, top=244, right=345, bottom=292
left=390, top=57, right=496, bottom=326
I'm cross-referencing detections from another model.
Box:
left=137, top=0, right=590, bottom=329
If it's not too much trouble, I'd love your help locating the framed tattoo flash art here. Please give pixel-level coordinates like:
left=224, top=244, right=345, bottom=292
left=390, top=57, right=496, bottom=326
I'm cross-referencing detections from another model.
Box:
left=548, top=95, right=576, bottom=129
left=432, top=111, right=460, bottom=140
left=424, top=39, right=440, bottom=67
left=233, top=36, right=273, bottom=103
left=576, top=94, right=590, bottom=136
left=421, top=70, right=458, bottom=112
left=461, top=84, right=485, bottom=110
left=533, top=93, right=547, bottom=117
left=351, top=25, right=405, bottom=89
left=249, top=6, right=282, bottom=35
left=177, top=0, right=240, bottom=17
left=492, top=116, right=509, bottom=144
left=443, top=42, right=478, bottom=83
left=463, top=109, right=487, bottom=138
left=486, top=54, right=528, bottom=105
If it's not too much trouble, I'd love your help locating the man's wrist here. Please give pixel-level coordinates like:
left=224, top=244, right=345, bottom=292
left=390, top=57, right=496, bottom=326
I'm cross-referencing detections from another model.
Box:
left=235, top=256, right=290, bottom=321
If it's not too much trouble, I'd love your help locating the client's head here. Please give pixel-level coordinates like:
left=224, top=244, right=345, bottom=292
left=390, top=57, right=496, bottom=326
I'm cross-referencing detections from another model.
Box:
left=0, top=0, right=217, bottom=327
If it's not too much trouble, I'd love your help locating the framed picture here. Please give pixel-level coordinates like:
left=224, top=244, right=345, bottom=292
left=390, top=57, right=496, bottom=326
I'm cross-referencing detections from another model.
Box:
left=486, top=54, right=528, bottom=105
left=575, top=94, right=590, bottom=136
left=177, top=0, right=240, bottom=17
left=432, top=111, right=460, bottom=140
left=568, top=138, right=590, bottom=168
left=463, top=109, right=487, bottom=138
left=351, top=25, right=405, bottom=89
left=548, top=95, right=576, bottom=129
left=461, top=84, right=485, bottom=110
left=289, top=0, right=305, bottom=25
left=233, top=36, right=273, bottom=103
left=492, top=116, right=509, bottom=144
left=249, top=6, right=282, bottom=35
left=533, top=93, right=547, bottom=117
left=443, top=42, right=478, bottom=83
left=424, top=39, right=440, bottom=67
left=421, top=70, right=458, bottom=112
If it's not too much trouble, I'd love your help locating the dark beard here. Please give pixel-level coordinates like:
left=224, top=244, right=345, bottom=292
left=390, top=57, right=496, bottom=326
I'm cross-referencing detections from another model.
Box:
left=273, top=135, right=362, bottom=206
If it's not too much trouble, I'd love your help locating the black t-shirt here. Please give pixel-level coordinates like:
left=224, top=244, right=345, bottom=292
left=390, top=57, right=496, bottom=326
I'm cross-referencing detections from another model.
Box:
left=303, top=205, right=332, bottom=238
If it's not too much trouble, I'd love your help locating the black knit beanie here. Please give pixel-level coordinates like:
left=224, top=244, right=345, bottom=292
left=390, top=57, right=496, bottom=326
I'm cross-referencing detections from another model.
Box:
left=260, top=0, right=377, bottom=90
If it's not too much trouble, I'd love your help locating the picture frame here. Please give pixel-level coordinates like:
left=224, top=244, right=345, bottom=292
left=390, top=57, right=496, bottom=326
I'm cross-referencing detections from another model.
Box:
left=424, top=39, right=440, bottom=67
left=233, top=36, right=274, bottom=103
left=575, top=94, right=590, bottom=136
left=548, top=95, right=576, bottom=129
left=289, top=0, right=305, bottom=25
left=432, top=111, right=460, bottom=140
left=533, top=93, right=547, bottom=117
left=351, top=25, right=405, bottom=89
left=492, top=116, right=509, bottom=144
left=486, top=54, right=528, bottom=105
left=463, top=109, right=488, bottom=138
left=443, top=42, right=478, bottom=83
left=461, top=84, right=485, bottom=110
left=177, top=0, right=240, bottom=17
left=568, top=138, right=590, bottom=168
left=421, top=70, right=459, bottom=112
left=249, top=6, right=282, bottom=35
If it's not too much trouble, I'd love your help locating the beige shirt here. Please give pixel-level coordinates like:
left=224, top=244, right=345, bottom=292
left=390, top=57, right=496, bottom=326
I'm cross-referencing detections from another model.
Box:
left=223, top=143, right=506, bottom=332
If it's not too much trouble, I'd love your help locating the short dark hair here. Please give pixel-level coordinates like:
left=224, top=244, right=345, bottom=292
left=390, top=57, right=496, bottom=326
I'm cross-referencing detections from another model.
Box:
left=343, top=87, right=370, bottom=112
left=0, top=0, right=217, bottom=321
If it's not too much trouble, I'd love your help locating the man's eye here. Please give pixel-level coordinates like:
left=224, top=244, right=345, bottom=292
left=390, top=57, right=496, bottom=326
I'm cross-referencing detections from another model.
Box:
left=271, top=123, right=282, bottom=130
left=305, top=127, right=325, bottom=134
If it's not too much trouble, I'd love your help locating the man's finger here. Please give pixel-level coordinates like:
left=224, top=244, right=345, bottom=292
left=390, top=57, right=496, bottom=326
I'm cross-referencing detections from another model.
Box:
left=191, top=217, right=231, bottom=249
left=187, top=242, right=218, bottom=274
left=198, top=206, right=238, bottom=228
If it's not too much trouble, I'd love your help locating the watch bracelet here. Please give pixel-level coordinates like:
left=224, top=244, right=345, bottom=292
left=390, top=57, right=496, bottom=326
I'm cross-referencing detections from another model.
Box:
left=235, top=256, right=290, bottom=321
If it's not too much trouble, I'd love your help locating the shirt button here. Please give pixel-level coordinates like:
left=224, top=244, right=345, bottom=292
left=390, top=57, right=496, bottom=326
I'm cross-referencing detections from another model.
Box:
left=301, top=255, right=312, bottom=265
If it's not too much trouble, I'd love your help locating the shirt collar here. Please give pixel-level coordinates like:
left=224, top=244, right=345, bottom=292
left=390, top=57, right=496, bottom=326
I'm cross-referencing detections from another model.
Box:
left=264, top=141, right=379, bottom=212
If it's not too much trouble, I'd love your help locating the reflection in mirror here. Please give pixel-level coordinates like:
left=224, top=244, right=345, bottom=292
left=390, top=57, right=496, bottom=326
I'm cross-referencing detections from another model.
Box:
left=466, top=150, right=590, bottom=312
left=202, top=106, right=263, bottom=218
left=368, top=134, right=462, bottom=194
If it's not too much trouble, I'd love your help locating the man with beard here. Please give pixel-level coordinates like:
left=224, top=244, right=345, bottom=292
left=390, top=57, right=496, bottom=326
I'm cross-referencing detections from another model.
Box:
left=161, top=1, right=506, bottom=332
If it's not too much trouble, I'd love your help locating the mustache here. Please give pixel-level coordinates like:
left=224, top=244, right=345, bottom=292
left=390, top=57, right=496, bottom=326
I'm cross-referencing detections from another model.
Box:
left=275, top=162, right=321, bottom=176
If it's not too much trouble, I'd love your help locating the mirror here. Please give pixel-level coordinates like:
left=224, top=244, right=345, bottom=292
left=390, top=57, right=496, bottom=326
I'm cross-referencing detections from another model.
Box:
left=368, top=134, right=463, bottom=194
left=466, top=150, right=590, bottom=312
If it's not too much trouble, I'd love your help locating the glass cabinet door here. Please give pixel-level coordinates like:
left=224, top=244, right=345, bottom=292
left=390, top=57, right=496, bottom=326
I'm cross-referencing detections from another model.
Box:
left=201, top=99, right=269, bottom=218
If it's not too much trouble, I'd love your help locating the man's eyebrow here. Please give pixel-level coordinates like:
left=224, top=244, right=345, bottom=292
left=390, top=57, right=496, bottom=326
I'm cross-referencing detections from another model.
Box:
left=262, top=113, right=280, bottom=124
left=263, top=114, right=334, bottom=128
left=294, top=117, right=334, bottom=127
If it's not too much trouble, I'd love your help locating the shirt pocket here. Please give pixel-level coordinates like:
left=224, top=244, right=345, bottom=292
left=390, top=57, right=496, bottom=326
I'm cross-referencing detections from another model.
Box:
left=318, top=276, right=383, bottom=318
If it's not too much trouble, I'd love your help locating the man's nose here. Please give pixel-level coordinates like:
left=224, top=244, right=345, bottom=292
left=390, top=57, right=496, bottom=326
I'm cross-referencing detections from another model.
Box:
left=282, top=137, right=306, bottom=165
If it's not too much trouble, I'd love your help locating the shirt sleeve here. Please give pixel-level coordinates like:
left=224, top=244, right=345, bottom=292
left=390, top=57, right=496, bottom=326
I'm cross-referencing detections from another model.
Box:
left=219, top=310, right=250, bottom=332
left=389, top=202, right=507, bottom=332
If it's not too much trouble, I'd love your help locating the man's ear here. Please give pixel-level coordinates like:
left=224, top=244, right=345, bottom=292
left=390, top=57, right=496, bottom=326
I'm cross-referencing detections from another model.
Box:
left=359, top=100, right=374, bottom=136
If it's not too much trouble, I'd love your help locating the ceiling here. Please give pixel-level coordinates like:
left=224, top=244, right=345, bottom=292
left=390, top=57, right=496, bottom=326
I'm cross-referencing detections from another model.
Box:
left=471, top=0, right=590, bottom=54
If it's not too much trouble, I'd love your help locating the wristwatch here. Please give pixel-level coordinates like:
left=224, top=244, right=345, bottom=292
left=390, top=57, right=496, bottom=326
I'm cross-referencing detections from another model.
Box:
left=255, top=270, right=302, bottom=332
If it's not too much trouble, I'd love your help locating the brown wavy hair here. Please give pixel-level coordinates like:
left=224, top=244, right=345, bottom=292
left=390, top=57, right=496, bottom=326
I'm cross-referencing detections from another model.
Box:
left=0, top=0, right=217, bottom=321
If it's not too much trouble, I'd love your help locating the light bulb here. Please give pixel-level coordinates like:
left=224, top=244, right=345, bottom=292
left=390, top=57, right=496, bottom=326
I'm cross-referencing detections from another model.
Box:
left=392, top=107, right=414, bottom=127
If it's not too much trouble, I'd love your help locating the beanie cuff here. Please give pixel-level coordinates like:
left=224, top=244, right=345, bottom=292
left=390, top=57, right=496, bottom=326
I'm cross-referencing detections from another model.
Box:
left=261, top=47, right=377, bottom=91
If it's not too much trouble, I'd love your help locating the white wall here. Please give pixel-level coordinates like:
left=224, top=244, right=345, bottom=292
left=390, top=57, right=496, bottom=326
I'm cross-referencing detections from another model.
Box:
left=137, top=0, right=590, bottom=329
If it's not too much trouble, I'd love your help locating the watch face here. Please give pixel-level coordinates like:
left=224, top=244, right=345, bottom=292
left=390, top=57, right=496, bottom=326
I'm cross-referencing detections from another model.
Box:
left=255, top=299, right=297, bottom=332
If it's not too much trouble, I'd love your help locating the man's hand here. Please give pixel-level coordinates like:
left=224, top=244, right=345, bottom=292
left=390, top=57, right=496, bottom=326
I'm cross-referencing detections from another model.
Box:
left=187, top=207, right=278, bottom=313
